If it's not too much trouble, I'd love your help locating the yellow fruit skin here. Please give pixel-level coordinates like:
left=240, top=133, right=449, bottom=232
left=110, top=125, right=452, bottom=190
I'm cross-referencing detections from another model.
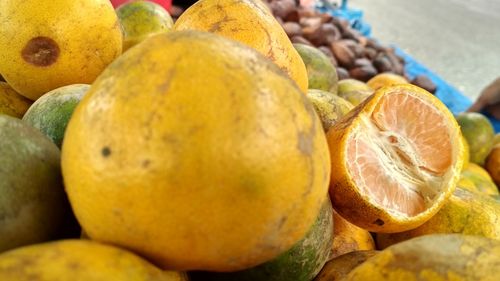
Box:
left=345, top=234, right=500, bottom=281
left=0, top=240, right=184, bottom=281
left=173, top=0, right=308, bottom=93
left=326, top=84, right=463, bottom=233
left=376, top=188, right=500, bottom=249
left=0, top=0, right=122, bottom=100
left=366, top=73, right=408, bottom=91
left=62, top=31, right=330, bottom=271
left=462, top=163, right=499, bottom=196
left=331, top=210, right=375, bottom=258
left=461, top=134, right=470, bottom=170
left=314, top=250, right=379, bottom=281
left=0, top=82, right=32, bottom=118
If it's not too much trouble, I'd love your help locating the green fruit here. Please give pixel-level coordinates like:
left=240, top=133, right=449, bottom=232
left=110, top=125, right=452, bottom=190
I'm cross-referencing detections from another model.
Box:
left=336, top=79, right=373, bottom=106
left=23, top=84, right=89, bottom=148
left=189, top=198, right=334, bottom=281
left=307, top=89, right=353, bottom=131
left=117, top=0, right=174, bottom=51
left=294, top=44, right=338, bottom=93
left=456, top=112, right=495, bottom=165
left=0, top=115, right=69, bottom=253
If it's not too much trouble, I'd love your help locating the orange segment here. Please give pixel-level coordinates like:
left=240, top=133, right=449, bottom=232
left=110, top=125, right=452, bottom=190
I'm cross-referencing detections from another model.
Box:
left=372, top=91, right=453, bottom=174
left=327, top=84, right=463, bottom=233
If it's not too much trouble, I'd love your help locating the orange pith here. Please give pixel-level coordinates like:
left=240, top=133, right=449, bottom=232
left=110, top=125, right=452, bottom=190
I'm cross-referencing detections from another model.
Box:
left=347, top=89, right=454, bottom=217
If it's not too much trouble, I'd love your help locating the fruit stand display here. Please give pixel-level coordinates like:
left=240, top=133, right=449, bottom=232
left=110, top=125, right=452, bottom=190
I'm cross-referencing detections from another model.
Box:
left=1, top=0, right=500, bottom=280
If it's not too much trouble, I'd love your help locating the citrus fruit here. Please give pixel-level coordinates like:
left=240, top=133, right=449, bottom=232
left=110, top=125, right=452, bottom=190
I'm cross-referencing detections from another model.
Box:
left=0, top=82, right=32, bottom=118
left=174, top=0, right=308, bottom=93
left=306, top=89, right=353, bottom=131
left=294, top=44, right=338, bottom=93
left=336, top=79, right=373, bottom=106
left=0, top=240, right=186, bottom=281
left=461, top=134, right=470, bottom=169
left=456, top=175, right=477, bottom=193
left=116, top=0, right=174, bottom=51
left=314, top=250, right=379, bottom=281
left=456, top=112, right=495, bottom=165
left=62, top=31, right=330, bottom=271
left=461, top=163, right=498, bottom=196
left=376, top=187, right=500, bottom=249
left=326, top=84, right=463, bottom=233
left=344, top=234, right=500, bottom=280
left=189, top=197, right=333, bottom=281
left=0, top=0, right=122, bottom=100
left=0, top=115, right=68, bottom=252
left=366, top=73, right=408, bottom=91
left=494, top=133, right=500, bottom=146
left=331, top=210, right=375, bottom=258
left=486, top=145, right=500, bottom=187
left=22, top=84, right=89, bottom=148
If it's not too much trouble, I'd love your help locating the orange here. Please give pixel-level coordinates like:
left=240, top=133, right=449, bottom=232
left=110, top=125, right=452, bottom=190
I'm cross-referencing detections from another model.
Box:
left=0, top=82, right=32, bottom=118
left=0, top=240, right=186, bottom=281
left=486, top=145, right=500, bottom=187
left=173, top=0, right=308, bottom=93
left=366, top=73, right=408, bottom=91
left=326, top=84, right=463, bottom=233
left=62, top=31, right=330, bottom=271
left=331, top=210, right=375, bottom=258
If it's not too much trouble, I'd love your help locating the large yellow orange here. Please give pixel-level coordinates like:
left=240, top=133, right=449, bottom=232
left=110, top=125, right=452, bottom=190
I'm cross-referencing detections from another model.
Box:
left=0, top=240, right=186, bottom=281
left=62, top=31, right=330, bottom=271
left=173, top=0, right=308, bottom=93
left=0, top=0, right=122, bottom=100
left=326, top=84, right=463, bottom=233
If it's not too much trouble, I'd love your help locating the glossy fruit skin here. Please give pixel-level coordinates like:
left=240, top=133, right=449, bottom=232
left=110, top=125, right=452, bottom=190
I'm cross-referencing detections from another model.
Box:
left=0, top=0, right=122, bottom=100
left=62, top=31, right=330, bottom=271
left=174, top=0, right=308, bottom=93
left=0, top=240, right=184, bottom=281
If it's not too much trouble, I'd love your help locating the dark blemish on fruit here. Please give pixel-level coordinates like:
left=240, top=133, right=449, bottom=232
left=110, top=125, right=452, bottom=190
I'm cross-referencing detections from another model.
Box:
left=22, top=36, right=60, bottom=67
left=101, top=147, right=111, bottom=157
left=373, top=219, right=385, bottom=226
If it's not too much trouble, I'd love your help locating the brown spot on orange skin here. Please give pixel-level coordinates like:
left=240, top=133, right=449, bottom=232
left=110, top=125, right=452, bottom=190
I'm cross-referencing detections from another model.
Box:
left=22, top=37, right=60, bottom=67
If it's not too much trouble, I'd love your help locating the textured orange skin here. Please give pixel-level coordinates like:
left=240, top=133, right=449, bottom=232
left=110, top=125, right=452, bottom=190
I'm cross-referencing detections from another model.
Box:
left=366, top=73, right=408, bottom=91
left=62, top=31, right=330, bottom=271
left=331, top=210, right=375, bottom=258
left=0, top=82, right=32, bottom=118
left=326, top=84, right=463, bottom=233
left=0, top=240, right=185, bottom=281
left=376, top=187, right=500, bottom=249
left=0, top=0, right=122, bottom=100
left=173, top=0, right=308, bottom=93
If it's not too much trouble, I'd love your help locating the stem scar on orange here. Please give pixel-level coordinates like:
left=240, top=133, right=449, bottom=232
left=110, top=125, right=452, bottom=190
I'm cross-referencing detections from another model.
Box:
left=326, top=84, right=464, bottom=233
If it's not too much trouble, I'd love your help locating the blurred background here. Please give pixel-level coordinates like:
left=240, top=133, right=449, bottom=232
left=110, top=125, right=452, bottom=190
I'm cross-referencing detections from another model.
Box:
left=349, top=0, right=500, bottom=101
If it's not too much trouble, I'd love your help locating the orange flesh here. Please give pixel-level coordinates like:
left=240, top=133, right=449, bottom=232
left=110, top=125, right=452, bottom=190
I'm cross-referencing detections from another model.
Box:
left=348, top=92, right=453, bottom=217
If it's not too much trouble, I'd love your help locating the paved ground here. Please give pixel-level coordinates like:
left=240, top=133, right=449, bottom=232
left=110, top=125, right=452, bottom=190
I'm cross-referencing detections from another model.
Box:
left=349, top=0, right=500, bottom=101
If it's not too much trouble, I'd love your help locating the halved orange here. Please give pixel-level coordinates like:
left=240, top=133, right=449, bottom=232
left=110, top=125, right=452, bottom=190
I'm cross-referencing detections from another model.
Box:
left=326, top=84, right=464, bottom=233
